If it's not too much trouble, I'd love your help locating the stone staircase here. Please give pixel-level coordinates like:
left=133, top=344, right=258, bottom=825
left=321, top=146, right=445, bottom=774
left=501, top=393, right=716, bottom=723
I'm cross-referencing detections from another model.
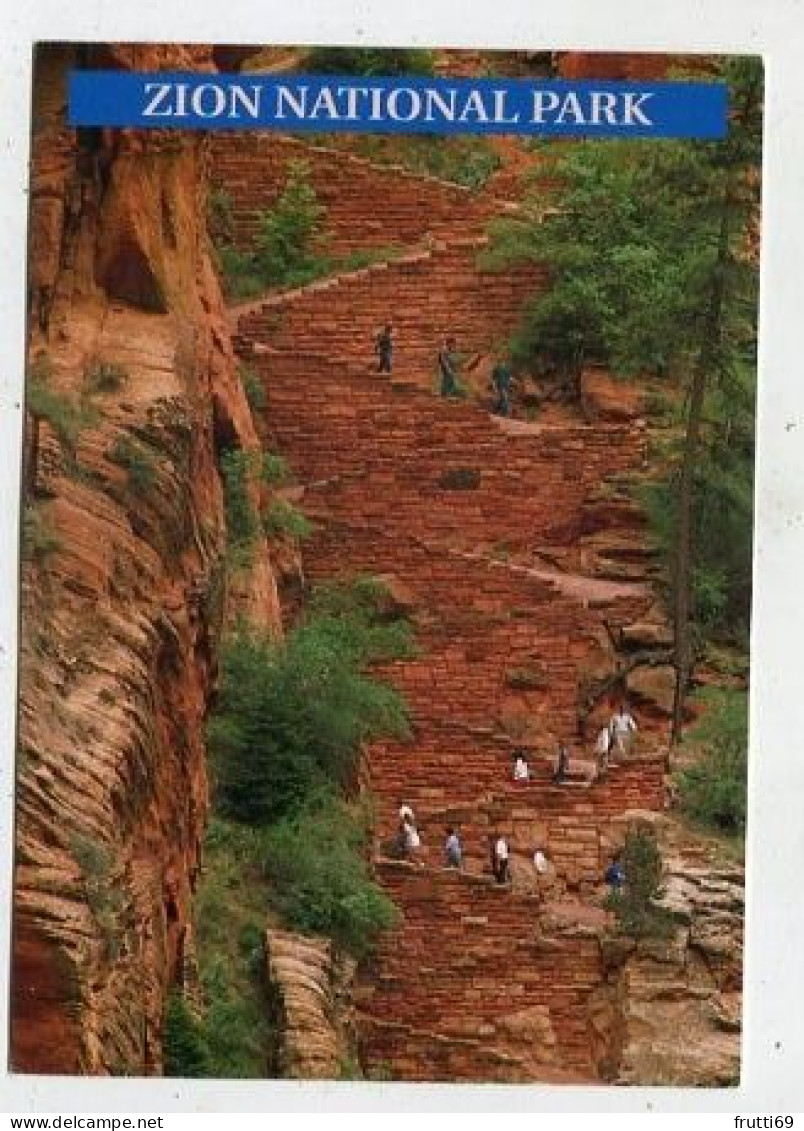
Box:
left=211, top=133, right=520, bottom=257
left=231, top=137, right=670, bottom=1082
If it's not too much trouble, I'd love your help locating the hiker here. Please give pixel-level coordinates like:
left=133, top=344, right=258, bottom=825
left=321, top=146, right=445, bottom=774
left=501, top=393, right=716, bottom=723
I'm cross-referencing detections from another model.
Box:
left=605, top=853, right=625, bottom=894
left=402, top=815, right=422, bottom=859
left=375, top=323, right=394, bottom=374
left=438, top=336, right=460, bottom=397
left=609, top=705, right=638, bottom=759
left=398, top=803, right=416, bottom=826
left=445, top=827, right=462, bottom=868
left=491, top=359, right=513, bottom=417
left=513, top=752, right=531, bottom=782
left=552, top=741, right=571, bottom=784
left=595, top=723, right=612, bottom=778
left=493, top=834, right=511, bottom=885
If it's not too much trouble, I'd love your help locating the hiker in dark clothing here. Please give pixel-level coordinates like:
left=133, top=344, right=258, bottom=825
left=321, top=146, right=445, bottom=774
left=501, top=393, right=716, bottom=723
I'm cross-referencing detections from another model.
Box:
left=376, top=324, right=394, bottom=373
left=491, top=360, right=513, bottom=417
left=553, top=741, right=571, bottom=784
left=438, top=336, right=459, bottom=397
left=605, top=853, right=625, bottom=894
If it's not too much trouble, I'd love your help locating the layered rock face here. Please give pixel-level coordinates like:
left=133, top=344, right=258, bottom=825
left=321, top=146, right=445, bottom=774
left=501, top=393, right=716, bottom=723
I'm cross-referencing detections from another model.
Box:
left=13, top=44, right=281, bottom=1074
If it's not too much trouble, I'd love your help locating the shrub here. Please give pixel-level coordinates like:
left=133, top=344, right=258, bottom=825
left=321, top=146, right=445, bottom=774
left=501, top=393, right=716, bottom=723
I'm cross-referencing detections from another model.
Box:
left=252, top=161, right=329, bottom=288
left=239, top=365, right=266, bottom=413
left=84, top=361, right=128, bottom=395
left=163, top=991, right=211, bottom=1077
left=28, top=354, right=87, bottom=452
left=214, top=245, right=265, bottom=302
left=352, top=134, right=501, bottom=189
left=606, top=825, right=675, bottom=939
left=219, top=449, right=259, bottom=551
left=304, top=46, right=434, bottom=76
left=71, top=833, right=124, bottom=957
left=207, top=583, right=412, bottom=825
left=262, top=498, right=312, bottom=541
left=109, top=436, right=158, bottom=495
left=262, top=797, right=399, bottom=958
left=192, top=818, right=277, bottom=1077
left=676, top=687, right=747, bottom=835
left=208, top=187, right=235, bottom=246
left=21, top=504, right=61, bottom=563
left=261, top=451, right=290, bottom=486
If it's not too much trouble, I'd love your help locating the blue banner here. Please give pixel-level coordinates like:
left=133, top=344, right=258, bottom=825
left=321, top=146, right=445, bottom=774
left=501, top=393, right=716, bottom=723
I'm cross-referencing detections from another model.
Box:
left=68, top=71, right=728, bottom=138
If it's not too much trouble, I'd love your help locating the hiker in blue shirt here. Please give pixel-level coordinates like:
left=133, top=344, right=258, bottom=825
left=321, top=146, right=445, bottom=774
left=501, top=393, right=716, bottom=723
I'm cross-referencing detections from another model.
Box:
left=445, top=826, right=462, bottom=868
left=605, top=854, right=625, bottom=893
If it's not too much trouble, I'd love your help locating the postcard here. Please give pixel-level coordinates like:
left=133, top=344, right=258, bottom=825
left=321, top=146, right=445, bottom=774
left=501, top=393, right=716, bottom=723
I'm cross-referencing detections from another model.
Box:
left=1, top=33, right=775, bottom=1105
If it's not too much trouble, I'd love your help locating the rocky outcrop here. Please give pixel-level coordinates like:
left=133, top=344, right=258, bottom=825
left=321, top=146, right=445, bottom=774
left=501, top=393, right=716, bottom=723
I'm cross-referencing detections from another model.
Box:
left=594, top=814, right=743, bottom=1086
left=265, top=930, right=356, bottom=1079
left=13, top=44, right=281, bottom=1074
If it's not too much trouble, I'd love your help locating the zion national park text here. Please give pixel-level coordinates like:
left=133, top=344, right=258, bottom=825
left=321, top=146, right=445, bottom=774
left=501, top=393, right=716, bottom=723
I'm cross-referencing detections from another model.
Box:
left=68, top=72, right=728, bottom=137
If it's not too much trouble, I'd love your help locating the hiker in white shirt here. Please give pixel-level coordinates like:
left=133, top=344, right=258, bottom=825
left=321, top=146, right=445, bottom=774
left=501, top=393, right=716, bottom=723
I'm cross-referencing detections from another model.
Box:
left=609, top=707, right=637, bottom=758
left=403, top=817, right=421, bottom=855
left=595, top=724, right=612, bottom=776
left=513, top=754, right=530, bottom=782
left=493, top=835, right=511, bottom=885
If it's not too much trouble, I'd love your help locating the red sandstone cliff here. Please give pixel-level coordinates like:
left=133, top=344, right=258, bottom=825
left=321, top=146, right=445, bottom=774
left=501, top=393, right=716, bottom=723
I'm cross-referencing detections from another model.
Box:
left=13, top=43, right=281, bottom=1074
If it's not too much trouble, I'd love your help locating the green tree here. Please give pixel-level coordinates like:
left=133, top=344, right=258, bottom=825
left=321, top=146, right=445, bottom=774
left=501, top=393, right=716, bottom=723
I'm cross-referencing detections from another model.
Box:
left=676, top=687, right=747, bottom=835
left=262, top=797, right=399, bottom=958
left=608, top=825, right=674, bottom=939
left=304, top=47, right=434, bottom=77
left=163, top=991, right=212, bottom=1077
left=485, top=59, right=761, bottom=734
left=207, top=581, right=413, bottom=825
left=252, top=161, right=328, bottom=288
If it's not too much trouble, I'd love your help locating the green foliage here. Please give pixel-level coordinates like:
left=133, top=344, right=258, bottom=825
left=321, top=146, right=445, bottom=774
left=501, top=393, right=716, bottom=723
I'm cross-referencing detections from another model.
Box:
left=214, top=245, right=265, bottom=301
left=213, top=163, right=402, bottom=298
left=304, top=46, right=434, bottom=76
left=21, top=504, right=61, bottom=563
left=109, top=436, right=158, bottom=495
left=607, top=825, right=675, bottom=939
left=163, top=991, right=211, bottom=1077
left=27, top=354, right=87, bottom=451
left=208, top=186, right=235, bottom=246
left=239, top=364, right=267, bottom=413
left=262, top=498, right=313, bottom=542
left=336, top=245, right=403, bottom=271
left=262, top=796, right=399, bottom=958
left=252, top=160, right=329, bottom=288
left=220, top=448, right=259, bottom=552
left=261, top=451, right=291, bottom=486
left=351, top=134, right=501, bottom=189
left=207, top=580, right=412, bottom=825
left=485, top=60, right=760, bottom=656
left=71, top=833, right=125, bottom=958
left=84, top=361, right=128, bottom=395
left=193, top=818, right=277, bottom=1076
left=676, top=687, right=747, bottom=835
